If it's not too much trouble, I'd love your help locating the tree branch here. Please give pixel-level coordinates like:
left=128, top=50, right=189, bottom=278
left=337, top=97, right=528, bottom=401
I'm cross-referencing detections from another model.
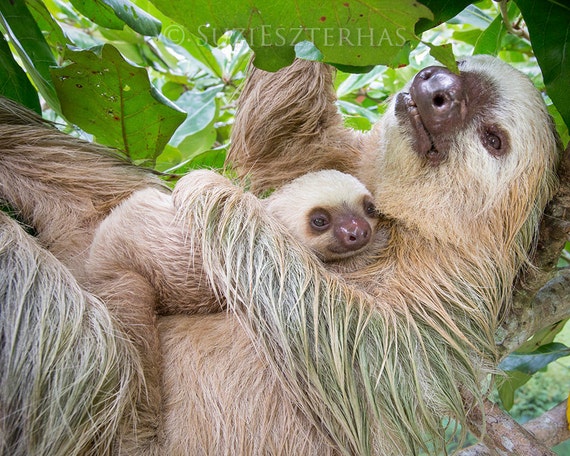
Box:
left=458, top=401, right=569, bottom=455
left=496, top=0, right=531, bottom=41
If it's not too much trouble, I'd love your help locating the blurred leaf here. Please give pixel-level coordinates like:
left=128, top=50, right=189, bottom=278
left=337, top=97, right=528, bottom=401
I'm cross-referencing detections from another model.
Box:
left=164, top=146, right=227, bottom=174
left=452, top=29, right=483, bottom=48
left=517, top=320, right=570, bottom=353
left=0, top=1, right=60, bottom=111
left=336, top=100, right=379, bottom=123
left=497, top=342, right=570, bottom=410
left=0, top=35, right=41, bottom=113
left=499, top=343, right=570, bottom=374
left=343, top=115, right=372, bottom=131
left=448, top=4, right=494, bottom=29
left=515, top=0, right=570, bottom=130
left=187, top=147, right=227, bottom=169
left=473, top=1, right=518, bottom=56
left=51, top=44, right=185, bottom=165
left=169, top=85, right=222, bottom=146
left=336, top=66, right=385, bottom=98
left=151, top=0, right=433, bottom=71
left=70, top=0, right=161, bottom=36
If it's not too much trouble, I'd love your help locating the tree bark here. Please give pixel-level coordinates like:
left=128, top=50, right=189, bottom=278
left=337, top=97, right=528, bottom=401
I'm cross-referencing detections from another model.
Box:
left=458, top=401, right=569, bottom=455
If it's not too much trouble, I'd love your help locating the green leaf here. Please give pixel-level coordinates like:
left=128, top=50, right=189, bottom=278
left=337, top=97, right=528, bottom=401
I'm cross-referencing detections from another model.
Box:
left=187, top=147, right=227, bottom=170
left=25, top=0, right=68, bottom=62
left=337, top=100, right=379, bottom=123
left=70, top=0, right=161, bottom=36
left=51, top=44, right=185, bottom=165
left=0, top=1, right=59, bottom=111
left=336, top=66, right=386, bottom=98
left=163, top=146, right=227, bottom=174
left=69, top=0, right=124, bottom=30
left=473, top=1, right=518, bottom=56
left=415, top=0, right=474, bottom=33
left=515, top=0, right=570, bottom=130
left=497, top=341, right=570, bottom=410
left=517, top=320, right=569, bottom=353
left=169, top=85, right=222, bottom=146
left=150, top=0, right=433, bottom=71
left=499, top=342, right=570, bottom=375
left=424, top=42, right=458, bottom=73
left=0, top=35, right=40, bottom=113
left=449, top=4, right=494, bottom=29
left=497, top=370, right=532, bottom=411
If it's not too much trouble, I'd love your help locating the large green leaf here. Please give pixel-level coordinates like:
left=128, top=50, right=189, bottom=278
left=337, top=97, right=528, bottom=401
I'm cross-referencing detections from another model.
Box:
left=51, top=44, right=185, bottom=165
left=150, top=0, right=433, bottom=71
left=515, top=0, right=570, bottom=130
left=0, top=0, right=59, bottom=111
left=70, top=0, right=161, bottom=36
left=0, top=35, right=40, bottom=113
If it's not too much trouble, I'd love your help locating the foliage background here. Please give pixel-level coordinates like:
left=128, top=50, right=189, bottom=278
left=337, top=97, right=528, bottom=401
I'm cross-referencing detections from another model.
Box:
left=0, top=0, right=569, bottom=452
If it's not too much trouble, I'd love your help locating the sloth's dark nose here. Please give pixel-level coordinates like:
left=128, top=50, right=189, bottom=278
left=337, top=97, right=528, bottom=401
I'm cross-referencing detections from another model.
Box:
left=334, top=216, right=370, bottom=252
left=409, top=66, right=467, bottom=134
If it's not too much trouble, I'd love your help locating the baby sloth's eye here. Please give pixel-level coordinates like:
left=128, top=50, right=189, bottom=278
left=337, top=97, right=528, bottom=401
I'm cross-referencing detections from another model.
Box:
left=364, top=199, right=377, bottom=217
left=309, top=209, right=330, bottom=231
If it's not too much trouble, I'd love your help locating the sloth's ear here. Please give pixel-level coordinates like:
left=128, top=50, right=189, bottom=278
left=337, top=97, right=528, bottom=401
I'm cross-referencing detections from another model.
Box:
left=226, top=59, right=362, bottom=195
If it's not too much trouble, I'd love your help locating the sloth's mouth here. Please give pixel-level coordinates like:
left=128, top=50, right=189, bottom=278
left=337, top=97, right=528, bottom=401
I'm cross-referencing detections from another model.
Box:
left=395, top=92, right=445, bottom=164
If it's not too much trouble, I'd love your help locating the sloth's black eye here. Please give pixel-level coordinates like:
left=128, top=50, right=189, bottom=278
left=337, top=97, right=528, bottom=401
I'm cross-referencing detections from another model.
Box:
left=481, top=125, right=508, bottom=157
left=364, top=200, right=377, bottom=217
left=485, top=132, right=501, bottom=150
left=310, top=210, right=330, bottom=231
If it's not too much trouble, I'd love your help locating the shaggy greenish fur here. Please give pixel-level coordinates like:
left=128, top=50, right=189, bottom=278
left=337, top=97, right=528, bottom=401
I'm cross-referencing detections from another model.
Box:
left=0, top=213, right=139, bottom=455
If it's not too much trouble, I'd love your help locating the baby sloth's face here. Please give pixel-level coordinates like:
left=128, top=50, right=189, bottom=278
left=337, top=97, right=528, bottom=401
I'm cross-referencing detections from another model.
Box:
left=264, top=169, right=380, bottom=262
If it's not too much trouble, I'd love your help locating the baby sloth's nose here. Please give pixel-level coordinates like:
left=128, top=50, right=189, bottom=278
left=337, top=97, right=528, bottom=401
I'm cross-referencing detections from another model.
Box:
left=334, top=216, right=371, bottom=252
left=410, top=66, right=467, bottom=134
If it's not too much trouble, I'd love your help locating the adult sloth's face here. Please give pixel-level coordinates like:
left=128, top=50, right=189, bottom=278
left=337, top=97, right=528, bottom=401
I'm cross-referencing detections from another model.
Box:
left=371, top=55, right=560, bottom=244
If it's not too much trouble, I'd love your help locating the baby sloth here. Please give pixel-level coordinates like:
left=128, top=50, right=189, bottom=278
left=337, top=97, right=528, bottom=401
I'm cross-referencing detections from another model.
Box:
left=88, top=169, right=380, bottom=318
left=265, top=169, right=379, bottom=262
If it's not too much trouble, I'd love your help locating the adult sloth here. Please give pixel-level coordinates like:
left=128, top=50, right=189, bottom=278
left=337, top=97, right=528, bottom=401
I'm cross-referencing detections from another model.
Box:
left=0, top=55, right=561, bottom=455
left=163, top=55, right=560, bottom=455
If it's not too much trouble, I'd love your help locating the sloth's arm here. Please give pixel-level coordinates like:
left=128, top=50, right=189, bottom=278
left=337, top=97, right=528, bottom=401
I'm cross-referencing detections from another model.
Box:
left=226, top=59, right=362, bottom=194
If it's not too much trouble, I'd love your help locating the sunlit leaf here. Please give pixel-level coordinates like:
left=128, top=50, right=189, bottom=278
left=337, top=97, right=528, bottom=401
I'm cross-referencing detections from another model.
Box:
left=150, top=0, right=433, bottom=71
left=424, top=42, right=458, bottom=72
left=70, top=0, right=161, bottom=36
left=51, top=44, right=185, bottom=164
